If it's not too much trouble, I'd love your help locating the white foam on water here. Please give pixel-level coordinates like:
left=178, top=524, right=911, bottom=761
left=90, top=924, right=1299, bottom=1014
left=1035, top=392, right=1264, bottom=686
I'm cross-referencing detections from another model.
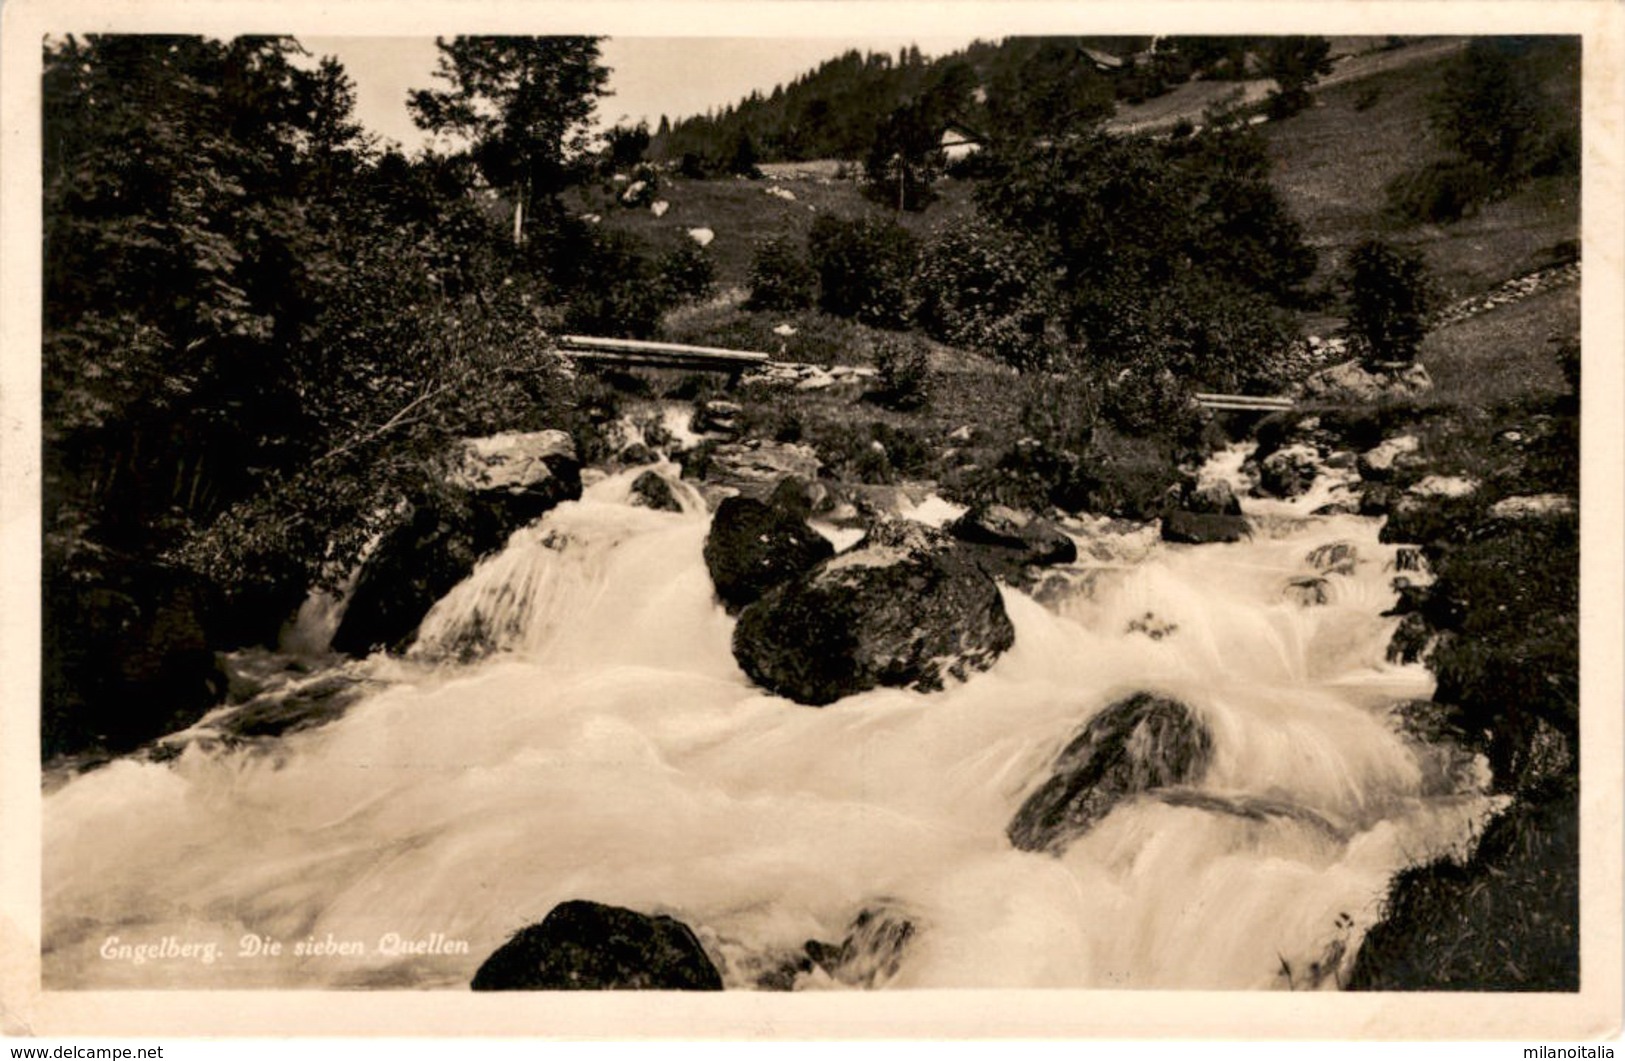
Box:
left=42, top=449, right=1498, bottom=990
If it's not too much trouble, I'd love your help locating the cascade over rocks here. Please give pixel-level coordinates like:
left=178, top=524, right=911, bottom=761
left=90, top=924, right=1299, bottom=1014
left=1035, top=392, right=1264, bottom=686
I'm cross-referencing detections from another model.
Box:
left=759, top=904, right=919, bottom=989
left=332, top=431, right=581, bottom=656
left=703, top=494, right=834, bottom=613
left=470, top=901, right=723, bottom=991
left=732, top=519, right=1015, bottom=705
left=1008, top=693, right=1213, bottom=855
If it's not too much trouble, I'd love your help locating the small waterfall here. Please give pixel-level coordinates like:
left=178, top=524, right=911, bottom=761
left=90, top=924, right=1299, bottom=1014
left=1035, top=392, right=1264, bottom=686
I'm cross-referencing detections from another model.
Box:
left=42, top=445, right=1499, bottom=990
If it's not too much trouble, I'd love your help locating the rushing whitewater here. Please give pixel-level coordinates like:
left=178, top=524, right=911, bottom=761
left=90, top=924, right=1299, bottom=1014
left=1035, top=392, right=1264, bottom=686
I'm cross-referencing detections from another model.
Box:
left=43, top=449, right=1499, bottom=990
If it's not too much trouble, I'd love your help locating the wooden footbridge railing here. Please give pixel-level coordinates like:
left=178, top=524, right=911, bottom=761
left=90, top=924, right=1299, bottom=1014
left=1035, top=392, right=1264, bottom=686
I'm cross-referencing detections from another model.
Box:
left=560, top=335, right=771, bottom=375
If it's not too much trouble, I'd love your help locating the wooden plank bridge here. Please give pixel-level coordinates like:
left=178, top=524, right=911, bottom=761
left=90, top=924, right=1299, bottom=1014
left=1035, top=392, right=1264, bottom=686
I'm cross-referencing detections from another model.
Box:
left=559, top=335, right=770, bottom=375
left=1193, top=392, right=1295, bottom=413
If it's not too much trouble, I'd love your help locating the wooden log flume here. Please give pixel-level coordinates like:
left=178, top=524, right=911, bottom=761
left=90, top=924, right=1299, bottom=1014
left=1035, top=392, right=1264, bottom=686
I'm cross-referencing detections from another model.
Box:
left=560, top=335, right=771, bottom=373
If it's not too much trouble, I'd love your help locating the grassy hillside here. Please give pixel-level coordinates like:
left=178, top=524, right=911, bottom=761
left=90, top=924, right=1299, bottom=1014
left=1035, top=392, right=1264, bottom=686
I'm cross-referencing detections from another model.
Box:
left=1262, top=38, right=1578, bottom=299
left=578, top=35, right=1576, bottom=331
left=567, top=173, right=978, bottom=292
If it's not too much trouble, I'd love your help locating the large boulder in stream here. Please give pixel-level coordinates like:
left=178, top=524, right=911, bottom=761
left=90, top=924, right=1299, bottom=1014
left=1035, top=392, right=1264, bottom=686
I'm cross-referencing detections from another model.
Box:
left=704, top=494, right=834, bottom=613
left=949, top=503, right=1077, bottom=571
left=733, top=520, right=1015, bottom=705
left=1160, top=510, right=1249, bottom=544
left=447, top=430, right=583, bottom=540
left=332, top=431, right=581, bottom=655
left=1008, top=693, right=1213, bottom=855
left=1257, top=443, right=1321, bottom=499
left=471, top=901, right=723, bottom=991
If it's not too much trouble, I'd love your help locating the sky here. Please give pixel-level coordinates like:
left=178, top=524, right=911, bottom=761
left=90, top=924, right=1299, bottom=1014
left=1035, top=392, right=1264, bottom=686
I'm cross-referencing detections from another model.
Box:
left=301, top=36, right=987, bottom=152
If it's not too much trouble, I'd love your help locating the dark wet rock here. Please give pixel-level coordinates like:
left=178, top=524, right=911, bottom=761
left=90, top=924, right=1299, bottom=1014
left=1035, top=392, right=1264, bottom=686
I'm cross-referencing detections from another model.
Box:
left=1306, top=540, right=1359, bottom=576
left=471, top=901, right=722, bottom=991
left=1258, top=444, right=1321, bottom=499
left=1008, top=692, right=1213, bottom=855
left=1285, top=577, right=1330, bottom=606
left=950, top=503, right=1078, bottom=568
left=768, top=475, right=831, bottom=520
left=732, top=520, right=1014, bottom=705
left=703, top=495, right=834, bottom=613
left=333, top=432, right=581, bottom=656
left=1392, top=546, right=1427, bottom=573
left=754, top=904, right=919, bottom=991
left=629, top=470, right=682, bottom=512
left=1359, top=484, right=1399, bottom=517
left=331, top=497, right=486, bottom=656
left=1161, top=510, right=1250, bottom=544
left=1181, top=478, right=1243, bottom=516
left=619, top=441, right=655, bottom=466
left=1386, top=613, right=1438, bottom=665
left=1312, top=500, right=1360, bottom=516
left=1323, top=450, right=1357, bottom=471
left=804, top=906, right=917, bottom=988
left=1125, top=612, right=1178, bottom=640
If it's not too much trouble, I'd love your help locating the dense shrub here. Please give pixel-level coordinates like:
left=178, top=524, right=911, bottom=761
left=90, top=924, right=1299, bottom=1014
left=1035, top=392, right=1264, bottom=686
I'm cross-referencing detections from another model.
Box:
left=1078, top=271, right=1299, bottom=394
left=746, top=236, right=817, bottom=312
left=871, top=334, right=932, bottom=410
left=1344, top=239, right=1432, bottom=365
left=658, top=243, right=715, bottom=302
left=807, top=214, right=919, bottom=329
left=913, top=220, right=1057, bottom=371
left=1385, top=158, right=1494, bottom=223
left=557, top=227, right=670, bottom=339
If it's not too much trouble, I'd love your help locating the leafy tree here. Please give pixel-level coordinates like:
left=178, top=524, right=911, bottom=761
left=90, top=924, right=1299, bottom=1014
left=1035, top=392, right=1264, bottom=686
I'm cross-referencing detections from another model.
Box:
left=603, top=120, right=651, bottom=171
left=984, top=38, right=1115, bottom=147
left=1344, top=239, right=1431, bottom=364
left=864, top=101, right=943, bottom=210
left=1261, top=36, right=1333, bottom=120
left=974, top=121, right=1313, bottom=386
left=1434, top=38, right=1545, bottom=183
left=408, top=36, right=610, bottom=243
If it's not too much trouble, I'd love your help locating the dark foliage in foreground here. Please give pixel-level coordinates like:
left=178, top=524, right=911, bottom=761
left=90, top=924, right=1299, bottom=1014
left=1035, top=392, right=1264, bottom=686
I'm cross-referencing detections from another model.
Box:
left=41, top=35, right=613, bottom=757
left=1347, top=779, right=1578, bottom=991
